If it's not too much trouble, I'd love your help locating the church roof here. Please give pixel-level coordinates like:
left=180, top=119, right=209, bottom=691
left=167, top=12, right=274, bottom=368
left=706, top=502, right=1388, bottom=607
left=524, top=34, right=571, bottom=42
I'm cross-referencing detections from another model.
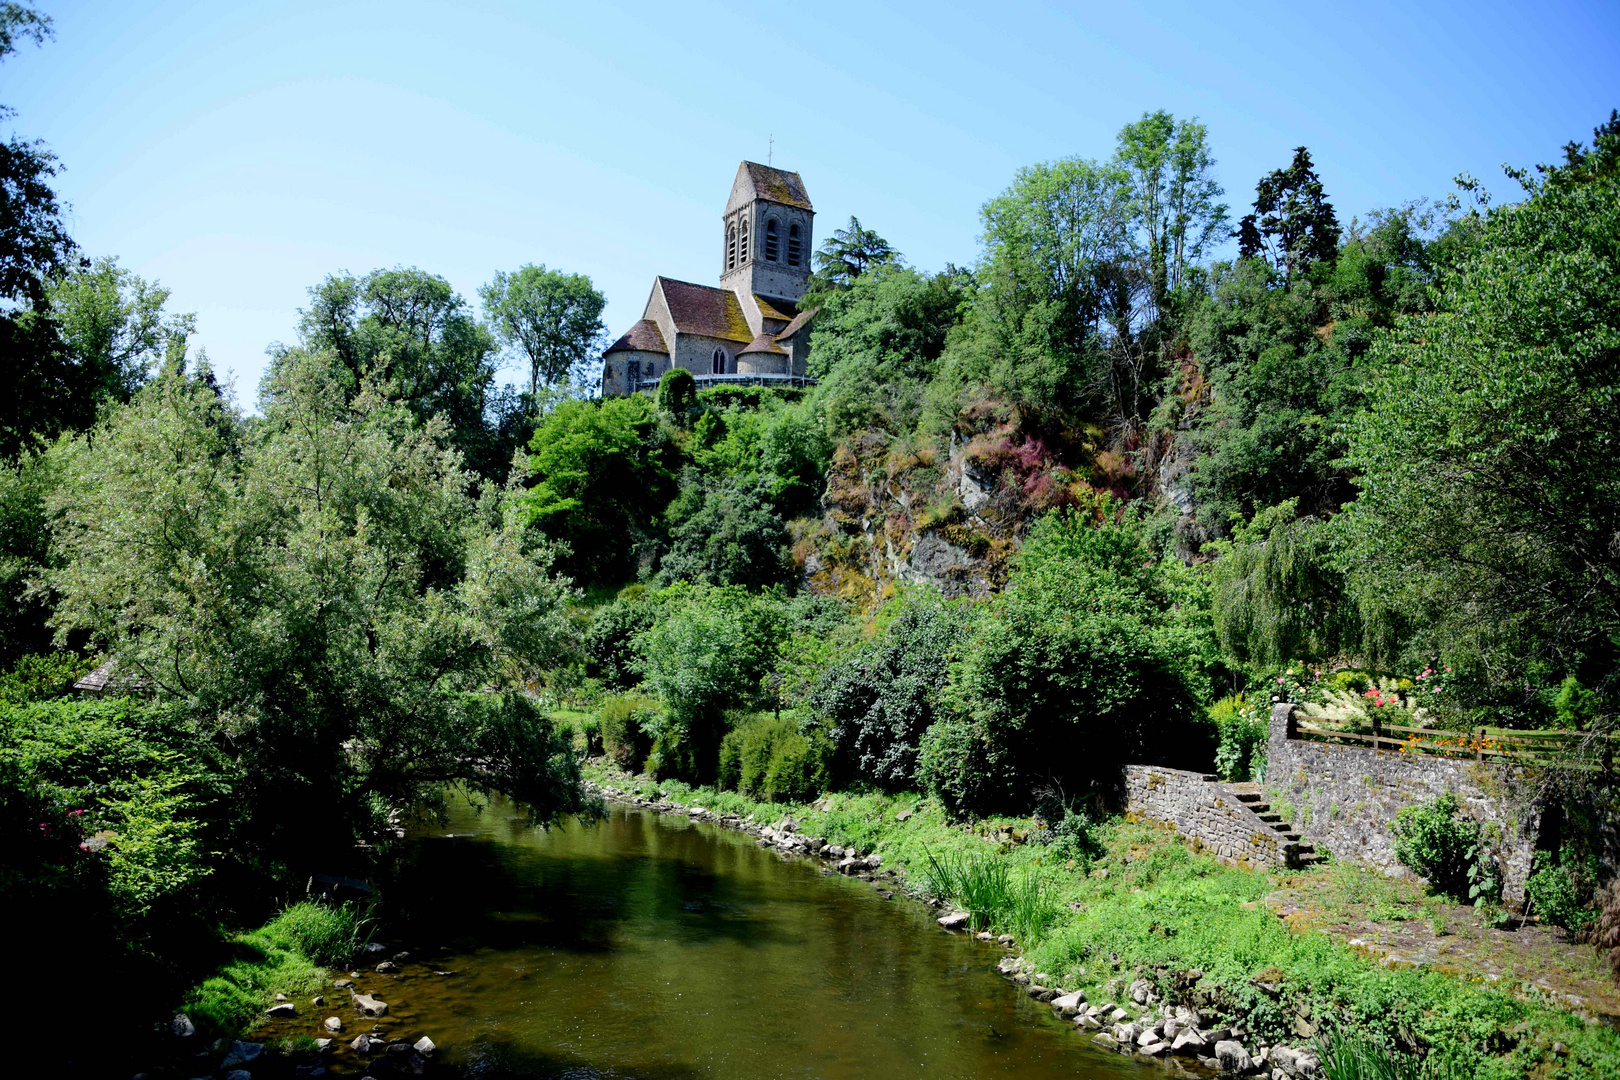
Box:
left=753, top=295, right=797, bottom=322
left=775, top=307, right=818, bottom=340
left=739, top=332, right=787, bottom=356
left=604, top=319, right=668, bottom=354
left=655, top=278, right=753, bottom=343
left=726, top=162, right=813, bottom=214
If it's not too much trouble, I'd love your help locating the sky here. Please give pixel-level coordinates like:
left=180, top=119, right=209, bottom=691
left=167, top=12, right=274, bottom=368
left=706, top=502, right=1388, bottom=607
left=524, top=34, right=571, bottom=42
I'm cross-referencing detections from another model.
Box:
left=7, top=0, right=1619, bottom=403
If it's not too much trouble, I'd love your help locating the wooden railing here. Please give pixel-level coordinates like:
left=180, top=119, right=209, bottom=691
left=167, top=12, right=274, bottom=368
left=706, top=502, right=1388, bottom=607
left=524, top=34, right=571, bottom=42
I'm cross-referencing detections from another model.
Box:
left=1291, top=715, right=1619, bottom=769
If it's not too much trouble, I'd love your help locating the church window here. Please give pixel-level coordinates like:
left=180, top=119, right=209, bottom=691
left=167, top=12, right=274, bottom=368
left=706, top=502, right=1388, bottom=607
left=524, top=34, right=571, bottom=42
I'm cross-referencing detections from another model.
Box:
left=711, top=348, right=727, bottom=374
left=787, top=223, right=802, bottom=266
left=739, top=218, right=750, bottom=263
left=727, top=225, right=737, bottom=271
left=764, top=218, right=779, bottom=261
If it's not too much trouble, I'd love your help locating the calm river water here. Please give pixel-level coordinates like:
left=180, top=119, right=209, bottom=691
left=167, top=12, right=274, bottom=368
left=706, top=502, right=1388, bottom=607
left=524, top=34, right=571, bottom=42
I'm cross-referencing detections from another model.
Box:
left=342, top=797, right=1163, bottom=1079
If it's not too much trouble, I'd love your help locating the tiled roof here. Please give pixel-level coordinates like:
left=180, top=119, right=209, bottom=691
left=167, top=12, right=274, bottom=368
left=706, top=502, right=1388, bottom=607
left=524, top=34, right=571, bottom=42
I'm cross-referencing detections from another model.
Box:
left=775, top=307, right=818, bottom=341
left=739, top=333, right=787, bottom=355
left=657, top=278, right=753, bottom=343
left=753, top=295, right=797, bottom=322
left=742, top=162, right=813, bottom=209
left=604, top=319, right=668, bottom=354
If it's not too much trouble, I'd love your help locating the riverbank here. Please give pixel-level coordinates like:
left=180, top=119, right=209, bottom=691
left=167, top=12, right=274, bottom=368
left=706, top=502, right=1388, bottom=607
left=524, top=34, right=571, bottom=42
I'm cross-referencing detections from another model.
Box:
left=584, top=760, right=1620, bottom=1080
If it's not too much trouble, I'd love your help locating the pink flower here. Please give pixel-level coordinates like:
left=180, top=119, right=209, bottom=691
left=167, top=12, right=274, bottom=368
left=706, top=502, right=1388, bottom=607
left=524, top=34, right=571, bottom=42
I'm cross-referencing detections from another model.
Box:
left=1278, top=677, right=1286, bottom=684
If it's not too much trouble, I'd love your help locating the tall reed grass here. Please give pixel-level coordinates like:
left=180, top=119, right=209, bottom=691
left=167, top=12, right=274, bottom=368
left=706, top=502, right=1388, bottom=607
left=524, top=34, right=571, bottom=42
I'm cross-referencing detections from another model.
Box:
left=922, top=848, right=1056, bottom=941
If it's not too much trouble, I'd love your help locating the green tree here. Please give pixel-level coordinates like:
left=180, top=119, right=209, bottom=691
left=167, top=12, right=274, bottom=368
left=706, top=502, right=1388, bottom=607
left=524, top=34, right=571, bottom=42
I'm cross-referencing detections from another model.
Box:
left=518, top=394, right=680, bottom=585
left=479, top=264, right=606, bottom=396
left=45, top=355, right=587, bottom=863
left=1237, top=147, right=1341, bottom=280
left=284, top=267, right=498, bottom=469
left=921, top=506, right=1219, bottom=817
left=656, top=367, right=698, bottom=423
left=633, top=583, right=786, bottom=781
left=809, top=216, right=900, bottom=296
left=659, top=474, right=792, bottom=590
left=1337, top=127, right=1620, bottom=691
left=1114, top=110, right=1228, bottom=305
left=47, top=256, right=193, bottom=398
left=0, top=3, right=72, bottom=308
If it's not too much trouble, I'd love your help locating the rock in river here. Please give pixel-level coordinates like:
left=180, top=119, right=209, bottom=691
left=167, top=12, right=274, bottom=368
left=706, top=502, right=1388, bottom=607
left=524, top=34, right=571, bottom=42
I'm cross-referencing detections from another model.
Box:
left=324, top=1016, right=343, bottom=1032
left=266, top=1002, right=297, bottom=1018
left=936, top=911, right=971, bottom=931
left=352, top=993, right=389, bottom=1017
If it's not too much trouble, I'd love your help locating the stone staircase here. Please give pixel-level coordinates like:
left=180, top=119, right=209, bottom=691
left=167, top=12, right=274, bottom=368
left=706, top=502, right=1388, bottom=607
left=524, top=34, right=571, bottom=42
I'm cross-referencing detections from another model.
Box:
left=1226, top=782, right=1323, bottom=869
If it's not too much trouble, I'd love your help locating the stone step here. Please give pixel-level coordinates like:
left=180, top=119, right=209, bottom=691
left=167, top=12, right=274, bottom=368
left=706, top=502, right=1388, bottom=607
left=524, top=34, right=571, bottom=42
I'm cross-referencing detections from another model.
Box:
left=1233, top=791, right=1265, bottom=803
left=1258, top=812, right=1282, bottom=823
left=1275, top=829, right=1301, bottom=841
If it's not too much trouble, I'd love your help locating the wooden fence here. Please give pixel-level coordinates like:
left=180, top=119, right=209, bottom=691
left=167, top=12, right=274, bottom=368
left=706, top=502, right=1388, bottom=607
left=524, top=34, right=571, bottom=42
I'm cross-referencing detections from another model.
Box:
left=1291, top=715, right=1618, bottom=770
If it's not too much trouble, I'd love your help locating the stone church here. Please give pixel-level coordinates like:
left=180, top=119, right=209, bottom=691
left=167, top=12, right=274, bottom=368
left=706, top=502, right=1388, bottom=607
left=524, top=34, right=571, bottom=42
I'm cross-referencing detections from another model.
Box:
left=600, top=162, right=817, bottom=396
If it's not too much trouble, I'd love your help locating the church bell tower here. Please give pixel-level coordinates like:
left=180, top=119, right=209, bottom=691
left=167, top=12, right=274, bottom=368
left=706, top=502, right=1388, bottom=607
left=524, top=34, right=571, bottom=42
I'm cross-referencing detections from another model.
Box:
left=720, top=162, right=815, bottom=310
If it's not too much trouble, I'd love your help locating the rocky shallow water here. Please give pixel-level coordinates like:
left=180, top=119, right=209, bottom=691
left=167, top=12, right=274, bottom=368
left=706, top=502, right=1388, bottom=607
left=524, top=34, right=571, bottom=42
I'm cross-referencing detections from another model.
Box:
left=252, top=795, right=1181, bottom=1079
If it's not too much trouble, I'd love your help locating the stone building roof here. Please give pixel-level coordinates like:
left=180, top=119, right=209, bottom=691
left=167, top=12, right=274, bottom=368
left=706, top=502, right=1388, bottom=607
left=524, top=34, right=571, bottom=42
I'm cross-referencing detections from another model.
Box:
left=604, top=319, right=668, bottom=354
left=775, top=308, right=818, bottom=340
left=739, top=333, right=788, bottom=355
left=753, top=295, right=797, bottom=322
left=656, top=278, right=753, bottom=343
left=726, top=162, right=813, bottom=213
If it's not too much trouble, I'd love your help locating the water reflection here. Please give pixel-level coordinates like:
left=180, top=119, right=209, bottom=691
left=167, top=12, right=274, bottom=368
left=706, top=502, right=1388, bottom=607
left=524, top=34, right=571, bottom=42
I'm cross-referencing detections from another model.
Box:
left=355, top=799, right=1162, bottom=1080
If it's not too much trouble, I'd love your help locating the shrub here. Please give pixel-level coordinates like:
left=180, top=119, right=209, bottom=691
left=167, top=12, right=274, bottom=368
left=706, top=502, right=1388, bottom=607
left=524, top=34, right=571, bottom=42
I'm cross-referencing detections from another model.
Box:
left=598, top=695, right=659, bottom=772
left=1210, top=693, right=1267, bottom=782
left=579, top=713, right=604, bottom=757
left=0, top=652, right=91, bottom=704
left=808, top=591, right=974, bottom=790
left=717, top=714, right=830, bottom=803
left=1391, top=794, right=1501, bottom=904
left=925, top=507, right=1221, bottom=816
left=1524, top=846, right=1597, bottom=934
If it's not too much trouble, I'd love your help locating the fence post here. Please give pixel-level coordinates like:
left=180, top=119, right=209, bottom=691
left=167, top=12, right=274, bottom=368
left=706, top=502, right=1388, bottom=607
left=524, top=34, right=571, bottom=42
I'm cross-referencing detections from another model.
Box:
left=1476, top=728, right=1485, bottom=762
left=1372, top=716, right=1382, bottom=753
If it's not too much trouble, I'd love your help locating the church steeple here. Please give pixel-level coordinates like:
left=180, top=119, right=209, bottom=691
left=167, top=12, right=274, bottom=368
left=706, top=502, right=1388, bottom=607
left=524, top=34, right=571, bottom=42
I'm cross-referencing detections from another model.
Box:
left=720, top=161, right=814, bottom=308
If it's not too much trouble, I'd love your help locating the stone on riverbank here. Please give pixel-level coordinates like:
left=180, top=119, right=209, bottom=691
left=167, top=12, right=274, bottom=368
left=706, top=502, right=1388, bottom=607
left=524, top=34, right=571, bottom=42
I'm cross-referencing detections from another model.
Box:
left=1171, top=1029, right=1207, bottom=1055
left=220, top=1042, right=263, bottom=1068
left=266, top=1002, right=297, bottom=1018
left=375, top=960, right=399, bottom=973
left=936, top=911, right=970, bottom=930
left=324, top=1017, right=343, bottom=1032
left=1215, top=1039, right=1255, bottom=1073
left=171, top=1013, right=194, bottom=1038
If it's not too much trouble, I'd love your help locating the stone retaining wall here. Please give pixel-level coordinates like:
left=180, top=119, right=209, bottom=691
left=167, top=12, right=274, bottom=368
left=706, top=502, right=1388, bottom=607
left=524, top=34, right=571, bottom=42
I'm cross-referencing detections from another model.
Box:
left=1265, top=704, right=1543, bottom=902
left=1123, top=765, right=1295, bottom=868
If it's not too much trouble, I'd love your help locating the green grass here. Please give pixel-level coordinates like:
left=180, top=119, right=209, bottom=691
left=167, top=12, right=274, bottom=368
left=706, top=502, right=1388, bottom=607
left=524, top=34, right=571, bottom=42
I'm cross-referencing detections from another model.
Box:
left=586, top=761, right=1620, bottom=1080
left=183, top=901, right=371, bottom=1038
left=922, top=847, right=1057, bottom=940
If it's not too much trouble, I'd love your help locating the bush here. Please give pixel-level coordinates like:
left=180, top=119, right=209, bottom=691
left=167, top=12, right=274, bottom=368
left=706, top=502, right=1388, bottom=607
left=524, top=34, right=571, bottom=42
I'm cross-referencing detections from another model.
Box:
left=598, top=695, right=659, bottom=772
left=0, top=652, right=91, bottom=704
left=808, top=591, right=975, bottom=791
left=1524, top=846, right=1597, bottom=934
left=1210, top=693, right=1267, bottom=782
left=717, top=714, right=830, bottom=802
left=922, top=507, right=1221, bottom=817
left=1391, top=794, right=1501, bottom=904
left=579, top=713, right=603, bottom=757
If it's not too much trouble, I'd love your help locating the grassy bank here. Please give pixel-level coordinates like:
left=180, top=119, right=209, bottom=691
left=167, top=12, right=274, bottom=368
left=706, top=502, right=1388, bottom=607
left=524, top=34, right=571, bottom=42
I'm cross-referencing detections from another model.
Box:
left=182, top=901, right=370, bottom=1039
left=585, top=761, right=1620, bottom=1080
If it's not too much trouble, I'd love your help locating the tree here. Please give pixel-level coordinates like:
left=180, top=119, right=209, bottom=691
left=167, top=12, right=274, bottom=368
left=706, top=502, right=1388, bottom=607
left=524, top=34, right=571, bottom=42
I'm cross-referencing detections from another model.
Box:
left=1237, top=147, right=1341, bottom=280
left=919, top=506, right=1218, bottom=817
left=47, top=256, right=193, bottom=399
left=1114, top=110, right=1228, bottom=304
left=1337, top=130, right=1620, bottom=692
left=810, top=216, right=899, bottom=293
left=45, top=355, right=587, bottom=863
left=0, top=3, right=72, bottom=309
left=479, top=264, right=606, bottom=396
left=517, top=394, right=680, bottom=584
left=285, top=267, right=498, bottom=468
left=659, top=474, right=792, bottom=590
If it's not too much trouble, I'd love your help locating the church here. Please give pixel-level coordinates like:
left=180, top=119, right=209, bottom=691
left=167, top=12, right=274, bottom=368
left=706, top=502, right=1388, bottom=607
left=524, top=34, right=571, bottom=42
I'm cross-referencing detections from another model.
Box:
left=600, top=162, right=817, bottom=396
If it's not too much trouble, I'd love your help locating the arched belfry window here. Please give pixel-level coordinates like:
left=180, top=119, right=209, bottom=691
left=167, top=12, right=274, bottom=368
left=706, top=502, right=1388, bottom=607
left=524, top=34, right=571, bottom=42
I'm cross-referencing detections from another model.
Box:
left=711, top=347, right=727, bottom=375
left=739, top=218, right=750, bottom=263
left=726, top=225, right=737, bottom=271
left=764, top=218, right=779, bottom=262
left=787, top=223, right=802, bottom=266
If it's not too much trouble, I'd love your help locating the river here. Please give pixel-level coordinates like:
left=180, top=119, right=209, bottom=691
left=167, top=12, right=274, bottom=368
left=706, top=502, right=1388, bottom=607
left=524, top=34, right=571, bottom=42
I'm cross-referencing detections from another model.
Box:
left=322, top=796, right=1165, bottom=1079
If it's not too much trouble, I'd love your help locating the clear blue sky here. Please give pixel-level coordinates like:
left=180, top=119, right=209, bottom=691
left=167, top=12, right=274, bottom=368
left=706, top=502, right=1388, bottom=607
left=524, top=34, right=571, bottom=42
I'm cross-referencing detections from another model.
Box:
left=9, top=0, right=1618, bottom=401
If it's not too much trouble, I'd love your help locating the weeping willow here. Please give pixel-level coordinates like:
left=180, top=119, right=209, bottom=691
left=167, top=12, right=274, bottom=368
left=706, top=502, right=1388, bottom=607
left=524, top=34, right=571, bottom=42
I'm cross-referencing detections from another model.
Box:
left=1210, top=500, right=1363, bottom=667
